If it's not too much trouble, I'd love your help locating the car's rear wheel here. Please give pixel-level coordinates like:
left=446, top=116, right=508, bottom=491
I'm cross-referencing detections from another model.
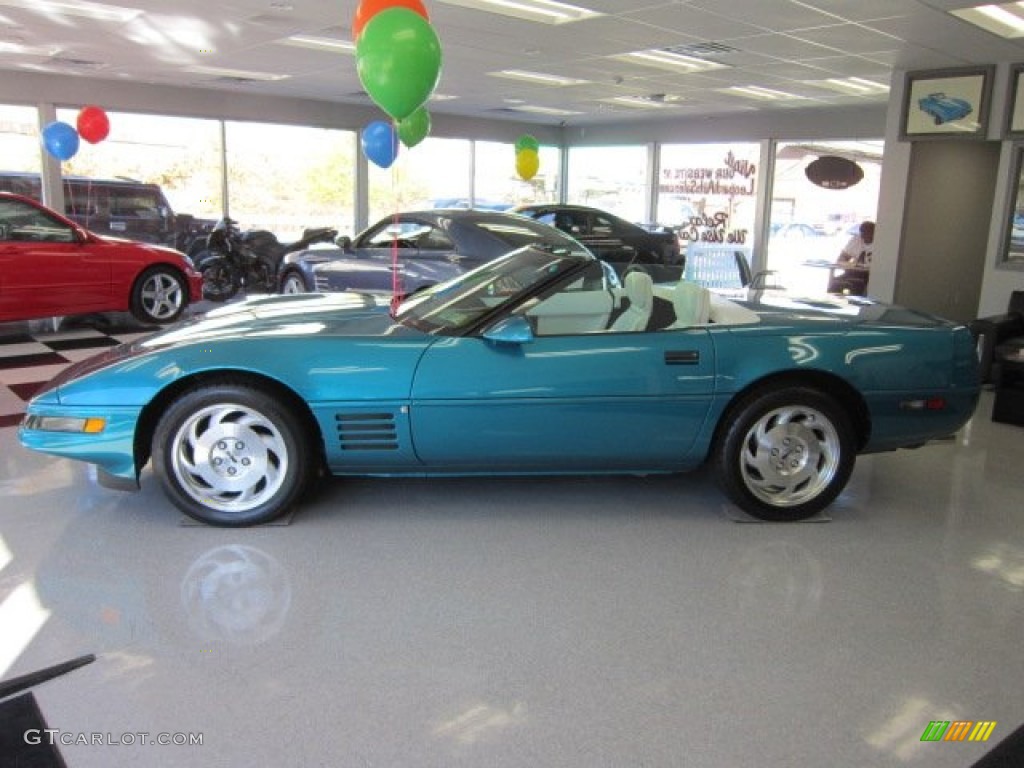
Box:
left=153, top=384, right=314, bottom=526
left=279, top=270, right=308, bottom=294
left=713, top=386, right=855, bottom=521
left=130, top=266, right=188, bottom=325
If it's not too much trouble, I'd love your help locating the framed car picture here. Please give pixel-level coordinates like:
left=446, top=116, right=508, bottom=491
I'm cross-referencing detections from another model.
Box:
left=1006, top=64, right=1024, bottom=138
left=900, top=67, right=993, bottom=140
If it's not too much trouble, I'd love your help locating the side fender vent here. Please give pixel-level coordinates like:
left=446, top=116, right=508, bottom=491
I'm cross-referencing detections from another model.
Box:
left=335, top=412, right=398, bottom=451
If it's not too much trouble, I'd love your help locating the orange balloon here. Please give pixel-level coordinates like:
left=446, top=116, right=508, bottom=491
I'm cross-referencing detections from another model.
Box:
left=353, top=0, right=428, bottom=40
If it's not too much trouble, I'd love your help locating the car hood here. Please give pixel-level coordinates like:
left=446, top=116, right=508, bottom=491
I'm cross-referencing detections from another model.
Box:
left=146, top=292, right=412, bottom=346
left=34, top=292, right=416, bottom=400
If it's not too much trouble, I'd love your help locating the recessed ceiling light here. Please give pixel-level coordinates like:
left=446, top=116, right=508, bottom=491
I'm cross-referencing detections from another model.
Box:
left=491, top=69, right=590, bottom=86
left=279, top=34, right=355, bottom=53
left=951, top=3, right=1024, bottom=38
left=513, top=104, right=583, bottom=115
left=0, top=0, right=142, bottom=23
left=185, top=65, right=290, bottom=82
left=434, top=0, right=601, bottom=25
left=612, top=49, right=728, bottom=74
left=722, top=85, right=806, bottom=101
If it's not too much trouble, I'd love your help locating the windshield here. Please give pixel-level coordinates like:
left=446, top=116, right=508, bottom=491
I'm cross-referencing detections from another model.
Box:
left=395, top=245, right=589, bottom=334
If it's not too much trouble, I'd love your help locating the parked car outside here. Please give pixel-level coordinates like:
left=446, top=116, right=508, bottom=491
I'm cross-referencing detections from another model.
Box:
left=20, top=245, right=978, bottom=527
left=278, top=209, right=591, bottom=296
left=0, top=191, right=203, bottom=325
left=917, top=92, right=972, bottom=125
left=513, top=203, right=682, bottom=281
left=0, top=171, right=216, bottom=251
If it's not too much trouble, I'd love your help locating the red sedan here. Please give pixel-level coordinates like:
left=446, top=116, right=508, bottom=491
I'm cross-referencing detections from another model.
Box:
left=0, top=191, right=203, bottom=325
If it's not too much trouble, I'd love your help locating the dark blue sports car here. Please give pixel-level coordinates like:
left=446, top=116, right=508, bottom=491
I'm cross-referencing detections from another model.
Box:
left=277, top=209, right=587, bottom=297
left=19, top=245, right=979, bottom=527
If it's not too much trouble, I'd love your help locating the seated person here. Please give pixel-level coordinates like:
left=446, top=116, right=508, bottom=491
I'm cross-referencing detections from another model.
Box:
left=828, top=220, right=874, bottom=295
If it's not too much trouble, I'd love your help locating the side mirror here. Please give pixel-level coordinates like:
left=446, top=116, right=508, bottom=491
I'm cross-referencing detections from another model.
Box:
left=483, top=315, right=534, bottom=345
left=335, top=235, right=352, bottom=251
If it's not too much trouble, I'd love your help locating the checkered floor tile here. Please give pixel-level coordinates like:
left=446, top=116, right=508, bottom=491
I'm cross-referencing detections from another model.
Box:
left=0, top=315, right=158, bottom=428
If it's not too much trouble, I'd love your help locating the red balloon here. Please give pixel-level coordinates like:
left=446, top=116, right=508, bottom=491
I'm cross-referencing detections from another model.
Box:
left=352, top=0, right=428, bottom=40
left=76, top=105, right=110, bottom=144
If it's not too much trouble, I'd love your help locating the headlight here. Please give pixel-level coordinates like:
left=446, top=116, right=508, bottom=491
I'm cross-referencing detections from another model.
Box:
left=23, top=415, right=107, bottom=433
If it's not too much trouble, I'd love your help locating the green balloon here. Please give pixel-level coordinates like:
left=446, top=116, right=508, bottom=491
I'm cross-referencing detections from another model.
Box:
left=398, top=106, right=431, bottom=148
left=515, top=134, right=540, bottom=153
left=356, top=8, right=442, bottom=121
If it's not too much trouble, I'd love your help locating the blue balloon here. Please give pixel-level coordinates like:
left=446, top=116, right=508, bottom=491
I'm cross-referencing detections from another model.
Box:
left=361, top=120, right=399, bottom=169
left=41, top=121, right=80, bottom=161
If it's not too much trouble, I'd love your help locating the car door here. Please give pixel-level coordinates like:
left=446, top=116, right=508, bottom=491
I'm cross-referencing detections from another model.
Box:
left=408, top=272, right=716, bottom=471
left=0, top=197, right=111, bottom=321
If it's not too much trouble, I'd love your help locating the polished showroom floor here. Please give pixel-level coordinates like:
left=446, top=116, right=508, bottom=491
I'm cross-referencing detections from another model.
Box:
left=0, top=318, right=1022, bottom=766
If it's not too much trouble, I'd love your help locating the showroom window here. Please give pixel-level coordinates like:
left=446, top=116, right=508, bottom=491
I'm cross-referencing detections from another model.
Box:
left=474, top=140, right=561, bottom=209
left=766, top=140, right=883, bottom=293
left=56, top=109, right=223, bottom=229
left=566, top=145, right=650, bottom=224
left=657, top=142, right=760, bottom=281
left=225, top=121, right=355, bottom=240
left=0, top=104, right=42, bottom=175
left=368, top=137, right=471, bottom=225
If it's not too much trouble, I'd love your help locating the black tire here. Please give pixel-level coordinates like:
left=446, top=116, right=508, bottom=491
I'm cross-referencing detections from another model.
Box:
left=279, top=269, right=309, bottom=295
left=713, top=386, right=856, bottom=521
left=152, top=384, right=315, bottom=526
left=200, top=259, right=240, bottom=302
left=130, top=266, right=188, bottom=325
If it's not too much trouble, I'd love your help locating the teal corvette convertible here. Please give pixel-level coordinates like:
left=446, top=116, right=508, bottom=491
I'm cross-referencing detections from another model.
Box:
left=19, top=245, right=979, bottom=526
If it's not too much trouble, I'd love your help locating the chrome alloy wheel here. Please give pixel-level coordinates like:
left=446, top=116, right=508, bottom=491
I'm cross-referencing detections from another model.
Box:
left=170, top=403, right=290, bottom=513
left=738, top=404, right=841, bottom=508
left=140, top=271, right=185, bottom=321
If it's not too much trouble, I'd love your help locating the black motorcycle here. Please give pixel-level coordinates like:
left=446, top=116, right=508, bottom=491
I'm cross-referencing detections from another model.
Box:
left=193, top=218, right=337, bottom=302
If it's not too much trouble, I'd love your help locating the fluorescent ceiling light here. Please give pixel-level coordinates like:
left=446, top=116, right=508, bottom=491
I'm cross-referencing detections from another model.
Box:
left=0, top=42, right=63, bottom=57
left=434, top=0, right=601, bottom=25
left=951, top=3, right=1024, bottom=37
left=613, top=49, right=728, bottom=74
left=811, top=77, right=890, bottom=95
left=513, top=104, right=583, bottom=115
left=186, top=65, right=290, bottom=81
left=603, top=95, right=683, bottom=109
left=429, top=92, right=458, bottom=101
left=723, top=85, right=805, bottom=101
left=491, top=69, right=590, bottom=86
left=279, top=34, right=355, bottom=53
left=0, top=0, right=142, bottom=23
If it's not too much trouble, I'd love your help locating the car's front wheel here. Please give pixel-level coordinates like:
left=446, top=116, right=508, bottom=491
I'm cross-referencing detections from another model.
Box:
left=153, top=384, right=315, bottom=526
left=130, top=266, right=188, bottom=325
left=713, top=386, right=855, bottom=521
left=279, top=269, right=308, bottom=294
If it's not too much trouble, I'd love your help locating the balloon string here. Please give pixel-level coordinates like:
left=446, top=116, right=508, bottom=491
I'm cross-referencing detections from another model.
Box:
left=389, top=154, right=402, bottom=315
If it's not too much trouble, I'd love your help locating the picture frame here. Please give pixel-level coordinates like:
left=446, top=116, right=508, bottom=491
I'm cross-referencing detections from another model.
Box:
left=1000, top=144, right=1024, bottom=267
left=1006, top=63, right=1024, bottom=138
left=900, top=66, right=993, bottom=140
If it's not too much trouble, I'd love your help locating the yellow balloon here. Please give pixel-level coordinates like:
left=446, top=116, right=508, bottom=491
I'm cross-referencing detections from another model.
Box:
left=516, top=148, right=539, bottom=180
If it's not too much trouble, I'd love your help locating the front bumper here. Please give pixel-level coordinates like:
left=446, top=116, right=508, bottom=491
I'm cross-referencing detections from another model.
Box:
left=19, top=405, right=144, bottom=484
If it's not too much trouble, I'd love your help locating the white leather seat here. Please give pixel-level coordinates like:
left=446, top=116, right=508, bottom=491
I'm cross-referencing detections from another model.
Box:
left=609, top=271, right=654, bottom=332
left=671, top=281, right=711, bottom=328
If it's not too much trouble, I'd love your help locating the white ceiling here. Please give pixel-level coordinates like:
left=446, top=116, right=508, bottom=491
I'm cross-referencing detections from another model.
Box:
left=2, top=0, right=1024, bottom=126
